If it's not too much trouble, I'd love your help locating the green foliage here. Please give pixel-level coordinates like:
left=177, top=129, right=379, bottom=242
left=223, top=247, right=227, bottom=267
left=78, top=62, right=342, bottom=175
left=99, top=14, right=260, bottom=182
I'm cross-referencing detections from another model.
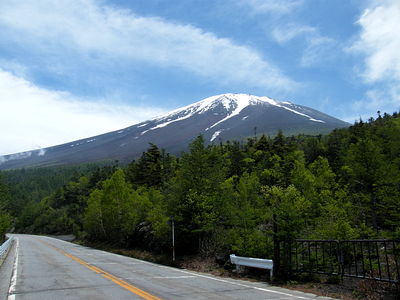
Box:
left=2, top=163, right=104, bottom=216
left=168, top=136, right=227, bottom=237
left=84, top=168, right=170, bottom=248
left=263, top=185, right=310, bottom=241
left=219, top=173, right=272, bottom=257
left=6, top=112, right=400, bottom=258
left=0, top=173, right=10, bottom=211
left=0, top=174, right=11, bottom=241
left=0, top=210, right=11, bottom=242
left=126, top=144, right=176, bottom=188
left=228, top=228, right=272, bottom=258
left=85, top=169, right=139, bottom=243
left=145, top=188, right=169, bottom=241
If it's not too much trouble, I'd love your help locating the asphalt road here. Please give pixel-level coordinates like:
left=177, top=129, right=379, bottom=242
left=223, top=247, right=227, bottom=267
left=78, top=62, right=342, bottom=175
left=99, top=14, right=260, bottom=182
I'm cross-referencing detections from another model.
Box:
left=1, top=234, right=334, bottom=300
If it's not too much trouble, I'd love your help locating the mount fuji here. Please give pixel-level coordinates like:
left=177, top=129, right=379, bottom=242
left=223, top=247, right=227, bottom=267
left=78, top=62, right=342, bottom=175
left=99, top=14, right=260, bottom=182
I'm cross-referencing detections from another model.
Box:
left=0, top=93, right=349, bottom=169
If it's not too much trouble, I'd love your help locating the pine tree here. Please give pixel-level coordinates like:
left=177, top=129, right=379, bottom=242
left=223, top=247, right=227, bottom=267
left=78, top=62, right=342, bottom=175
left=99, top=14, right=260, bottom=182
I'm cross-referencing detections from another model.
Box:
left=0, top=174, right=11, bottom=241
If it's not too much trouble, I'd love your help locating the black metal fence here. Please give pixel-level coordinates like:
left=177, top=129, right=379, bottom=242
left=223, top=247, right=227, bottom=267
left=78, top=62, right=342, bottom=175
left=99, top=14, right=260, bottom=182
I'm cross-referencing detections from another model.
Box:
left=278, top=239, right=399, bottom=283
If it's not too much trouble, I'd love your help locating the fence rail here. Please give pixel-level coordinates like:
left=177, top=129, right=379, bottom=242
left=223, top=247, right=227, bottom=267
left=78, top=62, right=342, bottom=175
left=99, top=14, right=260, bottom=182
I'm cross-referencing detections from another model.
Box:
left=279, top=239, right=399, bottom=283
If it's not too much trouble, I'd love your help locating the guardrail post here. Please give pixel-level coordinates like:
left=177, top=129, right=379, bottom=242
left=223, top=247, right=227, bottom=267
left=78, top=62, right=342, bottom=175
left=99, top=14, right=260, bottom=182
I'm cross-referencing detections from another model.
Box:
left=273, top=214, right=281, bottom=280
left=168, top=216, right=175, bottom=262
left=338, top=241, right=344, bottom=281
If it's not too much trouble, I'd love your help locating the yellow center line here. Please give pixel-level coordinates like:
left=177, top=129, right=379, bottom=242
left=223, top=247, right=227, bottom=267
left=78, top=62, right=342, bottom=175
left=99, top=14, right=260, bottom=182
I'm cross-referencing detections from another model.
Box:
left=38, top=239, right=162, bottom=300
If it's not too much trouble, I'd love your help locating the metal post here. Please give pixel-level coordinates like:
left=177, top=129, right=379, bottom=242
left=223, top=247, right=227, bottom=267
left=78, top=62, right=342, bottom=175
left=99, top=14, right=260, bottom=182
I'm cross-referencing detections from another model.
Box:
left=272, top=214, right=280, bottom=280
left=171, top=217, right=175, bottom=261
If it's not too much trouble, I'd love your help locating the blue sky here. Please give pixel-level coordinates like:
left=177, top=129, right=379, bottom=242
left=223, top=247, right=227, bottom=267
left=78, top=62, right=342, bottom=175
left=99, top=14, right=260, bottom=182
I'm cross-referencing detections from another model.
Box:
left=0, top=0, right=399, bottom=155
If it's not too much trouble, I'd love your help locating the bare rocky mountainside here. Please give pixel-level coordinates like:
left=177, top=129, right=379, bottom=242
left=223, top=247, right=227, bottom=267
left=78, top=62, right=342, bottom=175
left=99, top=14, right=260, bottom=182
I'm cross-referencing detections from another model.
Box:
left=0, top=93, right=349, bottom=169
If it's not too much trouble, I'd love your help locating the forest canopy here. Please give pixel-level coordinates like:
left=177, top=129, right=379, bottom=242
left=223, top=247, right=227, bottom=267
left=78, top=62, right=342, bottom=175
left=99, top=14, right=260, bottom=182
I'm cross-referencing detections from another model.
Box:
left=1, top=112, right=399, bottom=258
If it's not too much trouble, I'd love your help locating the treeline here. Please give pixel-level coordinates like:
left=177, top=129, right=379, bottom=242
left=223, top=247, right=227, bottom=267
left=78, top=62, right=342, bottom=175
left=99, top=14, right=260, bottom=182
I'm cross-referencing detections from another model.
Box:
left=2, top=163, right=111, bottom=216
left=1, top=112, right=399, bottom=258
left=0, top=162, right=110, bottom=242
left=0, top=173, right=11, bottom=242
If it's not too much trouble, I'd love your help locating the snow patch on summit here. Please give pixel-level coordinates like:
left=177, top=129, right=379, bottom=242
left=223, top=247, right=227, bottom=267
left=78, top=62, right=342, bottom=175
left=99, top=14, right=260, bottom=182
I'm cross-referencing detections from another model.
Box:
left=278, top=104, right=325, bottom=123
left=205, top=94, right=255, bottom=130
left=149, top=112, right=194, bottom=131
left=140, top=93, right=324, bottom=136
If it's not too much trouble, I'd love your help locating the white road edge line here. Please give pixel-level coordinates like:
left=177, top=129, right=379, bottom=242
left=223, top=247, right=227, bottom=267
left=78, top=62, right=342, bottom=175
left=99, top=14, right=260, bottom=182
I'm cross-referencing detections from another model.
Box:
left=7, top=238, right=19, bottom=300
left=151, top=276, right=196, bottom=279
left=175, top=269, right=313, bottom=299
left=41, top=236, right=318, bottom=300
left=95, top=248, right=315, bottom=299
left=102, top=251, right=315, bottom=299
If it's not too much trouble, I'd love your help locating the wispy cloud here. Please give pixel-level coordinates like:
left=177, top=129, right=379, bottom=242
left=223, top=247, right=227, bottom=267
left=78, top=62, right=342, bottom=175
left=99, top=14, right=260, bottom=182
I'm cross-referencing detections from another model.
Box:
left=0, top=69, right=167, bottom=155
left=347, top=0, right=400, bottom=119
left=271, top=23, right=338, bottom=67
left=0, top=0, right=295, bottom=91
left=272, top=24, right=316, bottom=44
left=238, top=0, right=304, bottom=15
left=351, top=0, right=400, bottom=82
left=344, top=87, right=400, bottom=122
left=300, top=36, right=337, bottom=67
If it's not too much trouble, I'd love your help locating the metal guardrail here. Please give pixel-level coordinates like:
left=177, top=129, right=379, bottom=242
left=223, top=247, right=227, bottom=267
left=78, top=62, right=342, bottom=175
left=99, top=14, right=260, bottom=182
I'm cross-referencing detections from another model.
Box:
left=0, top=237, right=14, bottom=263
left=230, top=254, right=274, bottom=277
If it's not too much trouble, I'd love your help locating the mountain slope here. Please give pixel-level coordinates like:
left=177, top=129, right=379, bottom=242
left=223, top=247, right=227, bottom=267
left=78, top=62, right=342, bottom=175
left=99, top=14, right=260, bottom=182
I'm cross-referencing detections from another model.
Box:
left=0, top=93, right=349, bottom=169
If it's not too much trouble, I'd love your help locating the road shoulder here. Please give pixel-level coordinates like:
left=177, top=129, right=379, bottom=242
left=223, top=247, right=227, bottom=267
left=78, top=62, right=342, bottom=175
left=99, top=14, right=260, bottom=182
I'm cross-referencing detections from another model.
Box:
left=0, top=240, right=16, bottom=300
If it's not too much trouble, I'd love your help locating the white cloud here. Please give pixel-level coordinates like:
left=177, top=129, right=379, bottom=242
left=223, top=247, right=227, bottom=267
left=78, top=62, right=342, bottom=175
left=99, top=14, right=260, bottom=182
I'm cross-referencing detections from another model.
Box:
left=343, top=87, right=400, bottom=123
left=340, top=88, right=400, bottom=124
left=272, top=24, right=315, bottom=44
left=271, top=23, right=337, bottom=67
left=239, top=0, right=304, bottom=15
left=0, top=59, right=30, bottom=78
left=345, top=0, right=400, bottom=120
left=300, top=36, right=337, bottom=67
left=352, top=0, right=400, bottom=82
left=0, top=69, right=167, bottom=155
left=0, top=0, right=295, bottom=90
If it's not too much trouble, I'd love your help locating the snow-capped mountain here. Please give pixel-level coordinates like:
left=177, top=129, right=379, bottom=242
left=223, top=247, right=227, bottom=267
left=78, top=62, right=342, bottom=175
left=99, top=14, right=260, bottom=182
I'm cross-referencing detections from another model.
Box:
left=0, top=93, right=349, bottom=169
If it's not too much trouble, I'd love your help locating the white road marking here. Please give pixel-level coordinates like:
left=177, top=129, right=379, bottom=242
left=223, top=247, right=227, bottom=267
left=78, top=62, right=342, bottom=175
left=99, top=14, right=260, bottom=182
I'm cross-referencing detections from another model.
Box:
left=86, top=261, right=140, bottom=265
left=123, top=258, right=316, bottom=299
left=63, top=245, right=316, bottom=299
left=37, top=236, right=322, bottom=299
left=7, top=238, right=19, bottom=300
left=151, top=276, right=196, bottom=279
left=175, top=269, right=314, bottom=299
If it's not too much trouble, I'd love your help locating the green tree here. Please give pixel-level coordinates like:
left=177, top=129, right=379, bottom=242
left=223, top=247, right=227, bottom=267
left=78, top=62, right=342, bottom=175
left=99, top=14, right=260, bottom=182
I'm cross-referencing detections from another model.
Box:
left=168, top=135, right=227, bottom=253
left=263, top=185, right=310, bottom=241
left=0, top=210, right=11, bottom=243
left=84, top=169, right=139, bottom=244
left=126, top=144, right=176, bottom=188
left=0, top=174, right=11, bottom=241
left=225, top=141, right=246, bottom=177
left=344, top=138, right=388, bottom=231
left=221, top=173, right=272, bottom=258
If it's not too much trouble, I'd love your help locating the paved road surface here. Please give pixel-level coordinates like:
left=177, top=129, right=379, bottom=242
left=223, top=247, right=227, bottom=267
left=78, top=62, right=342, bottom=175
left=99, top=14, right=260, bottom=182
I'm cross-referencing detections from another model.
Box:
left=1, top=234, right=334, bottom=299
